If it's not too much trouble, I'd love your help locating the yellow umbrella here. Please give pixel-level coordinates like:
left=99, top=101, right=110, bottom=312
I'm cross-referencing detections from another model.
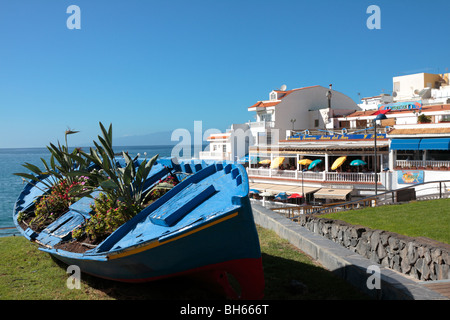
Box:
left=270, top=157, right=285, bottom=169
left=298, top=159, right=312, bottom=166
left=259, top=159, right=271, bottom=165
left=331, top=156, right=347, bottom=170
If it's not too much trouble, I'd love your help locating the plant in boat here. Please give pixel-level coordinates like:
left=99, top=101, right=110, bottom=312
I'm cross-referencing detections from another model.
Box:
left=72, top=175, right=178, bottom=242
left=14, top=129, right=97, bottom=226
left=14, top=129, right=94, bottom=190
left=72, top=192, right=142, bottom=242
left=74, top=122, right=161, bottom=208
left=69, top=122, right=178, bottom=242
left=28, top=177, right=90, bottom=231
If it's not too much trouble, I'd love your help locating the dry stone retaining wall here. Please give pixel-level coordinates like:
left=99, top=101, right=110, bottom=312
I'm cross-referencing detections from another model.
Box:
left=295, top=215, right=450, bottom=281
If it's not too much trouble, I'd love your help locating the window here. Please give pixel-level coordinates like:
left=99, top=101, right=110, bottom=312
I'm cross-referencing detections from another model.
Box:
left=441, top=115, right=450, bottom=122
left=260, top=113, right=272, bottom=122
left=314, top=119, right=319, bottom=127
left=267, top=132, right=272, bottom=145
left=223, top=145, right=227, bottom=152
left=270, top=92, right=277, bottom=101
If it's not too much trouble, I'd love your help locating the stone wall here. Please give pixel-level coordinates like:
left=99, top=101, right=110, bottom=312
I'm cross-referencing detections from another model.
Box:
left=295, top=215, right=450, bottom=281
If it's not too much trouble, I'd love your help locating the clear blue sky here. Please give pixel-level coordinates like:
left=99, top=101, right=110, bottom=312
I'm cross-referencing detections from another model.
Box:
left=0, top=0, right=449, bottom=148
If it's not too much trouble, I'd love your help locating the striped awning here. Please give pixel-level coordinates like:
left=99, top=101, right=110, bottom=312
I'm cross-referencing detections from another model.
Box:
left=249, top=183, right=320, bottom=195
left=313, top=188, right=352, bottom=200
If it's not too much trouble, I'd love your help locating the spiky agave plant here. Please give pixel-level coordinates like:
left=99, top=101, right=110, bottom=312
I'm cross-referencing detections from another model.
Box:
left=74, top=122, right=160, bottom=211
left=13, top=129, right=95, bottom=225
left=14, top=128, right=91, bottom=191
left=69, top=122, right=164, bottom=241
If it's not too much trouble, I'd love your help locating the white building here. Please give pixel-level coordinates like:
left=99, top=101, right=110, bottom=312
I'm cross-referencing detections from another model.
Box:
left=358, top=94, right=393, bottom=111
left=245, top=74, right=450, bottom=203
left=200, top=84, right=360, bottom=162
left=392, top=72, right=450, bottom=103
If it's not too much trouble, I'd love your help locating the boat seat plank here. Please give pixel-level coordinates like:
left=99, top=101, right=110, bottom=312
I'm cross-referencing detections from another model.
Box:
left=36, top=210, right=88, bottom=246
left=150, top=183, right=216, bottom=227
left=68, top=192, right=99, bottom=217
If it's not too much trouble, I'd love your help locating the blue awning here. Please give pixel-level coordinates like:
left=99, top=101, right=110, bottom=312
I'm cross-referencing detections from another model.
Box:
left=390, top=138, right=421, bottom=150
left=418, top=138, right=450, bottom=150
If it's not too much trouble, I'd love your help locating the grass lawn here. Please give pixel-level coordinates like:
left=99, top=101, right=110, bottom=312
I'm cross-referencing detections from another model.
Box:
left=0, top=226, right=368, bottom=300
left=322, top=198, right=450, bottom=244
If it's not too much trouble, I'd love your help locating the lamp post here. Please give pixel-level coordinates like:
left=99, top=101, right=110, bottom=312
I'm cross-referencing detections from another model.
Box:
left=301, top=168, right=307, bottom=204
left=326, top=84, right=332, bottom=109
left=290, top=118, right=296, bottom=131
left=325, top=84, right=333, bottom=130
left=373, top=113, right=387, bottom=196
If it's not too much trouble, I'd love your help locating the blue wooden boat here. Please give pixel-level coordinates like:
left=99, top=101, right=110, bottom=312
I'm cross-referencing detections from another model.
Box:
left=13, top=158, right=265, bottom=299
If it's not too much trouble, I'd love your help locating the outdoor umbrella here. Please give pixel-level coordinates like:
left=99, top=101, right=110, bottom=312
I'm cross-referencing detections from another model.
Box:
left=260, top=191, right=273, bottom=206
left=259, top=159, right=271, bottom=165
left=350, top=160, right=367, bottom=166
left=249, top=189, right=260, bottom=194
left=270, top=157, right=285, bottom=169
left=240, top=155, right=260, bottom=164
left=331, top=156, right=347, bottom=170
left=288, top=193, right=303, bottom=199
left=350, top=159, right=367, bottom=173
left=308, top=159, right=323, bottom=170
left=237, top=155, right=249, bottom=163
left=298, top=159, right=312, bottom=166
left=274, top=192, right=288, bottom=200
left=288, top=193, right=303, bottom=205
left=250, top=156, right=260, bottom=164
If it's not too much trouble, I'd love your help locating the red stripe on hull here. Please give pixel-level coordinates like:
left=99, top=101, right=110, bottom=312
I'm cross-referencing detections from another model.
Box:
left=113, top=257, right=265, bottom=300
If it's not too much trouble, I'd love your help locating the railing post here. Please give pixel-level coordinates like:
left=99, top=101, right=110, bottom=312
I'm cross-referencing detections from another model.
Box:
left=439, top=181, right=442, bottom=199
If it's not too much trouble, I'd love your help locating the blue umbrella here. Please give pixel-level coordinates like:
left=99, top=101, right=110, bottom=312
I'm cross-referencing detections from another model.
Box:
left=250, top=156, right=260, bottom=164
left=350, top=160, right=367, bottom=166
left=308, top=159, right=323, bottom=170
left=239, top=155, right=260, bottom=164
left=249, top=189, right=260, bottom=194
left=237, top=155, right=249, bottom=163
left=274, top=192, right=288, bottom=200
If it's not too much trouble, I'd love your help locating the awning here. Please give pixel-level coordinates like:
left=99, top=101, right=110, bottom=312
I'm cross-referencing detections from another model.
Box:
left=313, top=188, right=352, bottom=200
left=418, top=138, right=450, bottom=150
left=390, top=138, right=421, bottom=150
left=249, top=182, right=320, bottom=195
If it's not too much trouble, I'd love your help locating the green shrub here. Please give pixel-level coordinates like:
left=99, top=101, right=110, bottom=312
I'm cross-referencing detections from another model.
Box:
left=73, top=192, right=142, bottom=243
left=21, top=177, right=90, bottom=231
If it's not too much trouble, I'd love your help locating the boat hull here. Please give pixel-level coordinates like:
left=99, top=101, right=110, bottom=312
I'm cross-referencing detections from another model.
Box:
left=15, top=160, right=265, bottom=299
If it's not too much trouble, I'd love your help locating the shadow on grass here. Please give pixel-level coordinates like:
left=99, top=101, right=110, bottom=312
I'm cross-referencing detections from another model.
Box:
left=50, top=252, right=369, bottom=300
left=50, top=255, right=223, bottom=300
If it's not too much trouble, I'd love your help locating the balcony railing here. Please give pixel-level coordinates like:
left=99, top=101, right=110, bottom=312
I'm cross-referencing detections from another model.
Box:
left=247, top=168, right=381, bottom=183
left=249, top=121, right=275, bottom=129
left=396, top=160, right=450, bottom=169
left=198, top=151, right=230, bottom=161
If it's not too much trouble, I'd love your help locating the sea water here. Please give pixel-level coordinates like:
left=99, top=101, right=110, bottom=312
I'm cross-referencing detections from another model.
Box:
left=0, top=145, right=199, bottom=237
